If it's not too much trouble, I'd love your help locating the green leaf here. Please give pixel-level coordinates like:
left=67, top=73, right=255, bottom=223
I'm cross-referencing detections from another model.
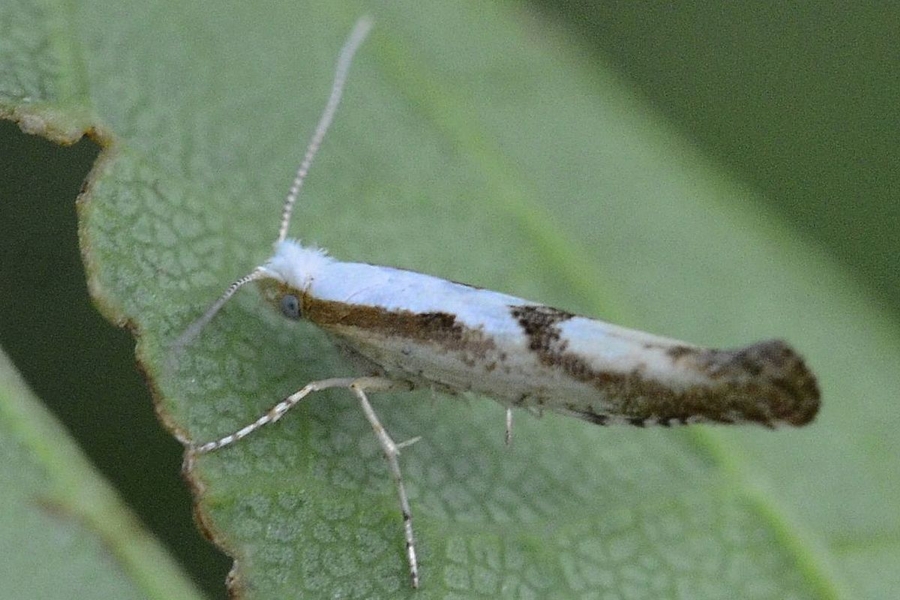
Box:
left=0, top=348, right=204, bottom=600
left=3, top=1, right=897, bottom=598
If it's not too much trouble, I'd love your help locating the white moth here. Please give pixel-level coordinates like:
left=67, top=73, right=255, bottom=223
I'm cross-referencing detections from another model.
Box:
left=175, top=17, right=820, bottom=589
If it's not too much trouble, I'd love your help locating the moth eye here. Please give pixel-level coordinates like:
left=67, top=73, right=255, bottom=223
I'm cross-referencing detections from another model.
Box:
left=280, top=294, right=301, bottom=320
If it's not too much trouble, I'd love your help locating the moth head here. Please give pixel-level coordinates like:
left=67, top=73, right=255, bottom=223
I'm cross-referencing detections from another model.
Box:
left=171, top=239, right=332, bottom=352
left=257, top=240, right=334, bottom=321
left=257, top=278, right=304, bottom=321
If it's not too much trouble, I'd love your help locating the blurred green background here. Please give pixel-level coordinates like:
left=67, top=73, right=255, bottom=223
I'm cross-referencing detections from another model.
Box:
left=1, top=3, right=897, bottom=597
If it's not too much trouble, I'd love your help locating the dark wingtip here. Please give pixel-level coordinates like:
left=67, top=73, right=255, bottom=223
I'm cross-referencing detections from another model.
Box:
left=732, top=339, right=821, bottom=426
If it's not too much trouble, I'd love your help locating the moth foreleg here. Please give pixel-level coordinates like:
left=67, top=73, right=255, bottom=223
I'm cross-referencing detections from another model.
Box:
left=191, top=377, right=361, bottom=453
left=184, top=374, right=421, bottom=587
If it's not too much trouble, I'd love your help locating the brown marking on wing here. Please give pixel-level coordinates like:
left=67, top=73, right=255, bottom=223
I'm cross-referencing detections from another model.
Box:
left=311, top=303, right=493, bottom=359
left=510, top=305, right=820, bottom=427
left=258, top=279, right=499, bottom=369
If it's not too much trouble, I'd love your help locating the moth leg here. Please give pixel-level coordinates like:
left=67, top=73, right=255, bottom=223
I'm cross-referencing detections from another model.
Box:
left=186, top=375, right=420, bottom=587
left=396, top=436, right=422, bottom=450
left=350, top=377, right=420, bottom=589
left=505, top=407, right=513, bottom=446
left=191, top=377, right=361, bottom=453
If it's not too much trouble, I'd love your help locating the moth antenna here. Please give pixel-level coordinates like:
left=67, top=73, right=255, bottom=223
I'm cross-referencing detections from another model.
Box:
left=171, top=267, right=267, bottom=353
left=277, top=16, right=373, bottom=243
left=171, top=18, right=372, bottom=354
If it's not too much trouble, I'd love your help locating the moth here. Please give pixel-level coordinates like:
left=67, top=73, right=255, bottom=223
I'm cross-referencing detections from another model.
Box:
left=175, top=17, right=820, bottom=589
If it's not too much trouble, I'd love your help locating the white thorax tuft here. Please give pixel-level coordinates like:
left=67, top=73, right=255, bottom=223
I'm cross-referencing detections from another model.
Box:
left=261, top=239, right=334, bottom=290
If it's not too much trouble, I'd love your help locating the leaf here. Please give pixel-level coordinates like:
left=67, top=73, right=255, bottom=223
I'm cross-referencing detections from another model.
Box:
left=0, top=348, right=204, bottom=600
left=2, top=1, right=897, bottom=598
